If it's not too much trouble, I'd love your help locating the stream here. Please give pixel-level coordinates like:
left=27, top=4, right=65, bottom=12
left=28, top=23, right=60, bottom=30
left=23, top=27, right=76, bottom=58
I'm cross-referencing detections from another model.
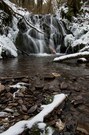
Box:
left=0, top=55, right=89, bottom=77
left=0, top=55, right=89, bottom=135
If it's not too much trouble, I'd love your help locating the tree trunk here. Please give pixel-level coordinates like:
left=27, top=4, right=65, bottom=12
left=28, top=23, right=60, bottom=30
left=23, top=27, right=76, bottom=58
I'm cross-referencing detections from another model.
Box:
left=37, top=0, right=43, bottom=14
left=67, top=0, right=81, bottom=16
left=53, top=52, right=89, bottom=62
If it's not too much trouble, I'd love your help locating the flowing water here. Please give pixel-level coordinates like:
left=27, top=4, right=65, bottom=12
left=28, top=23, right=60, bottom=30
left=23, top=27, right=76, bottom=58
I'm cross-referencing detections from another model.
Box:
left=16, top=14, right=67, bottom=54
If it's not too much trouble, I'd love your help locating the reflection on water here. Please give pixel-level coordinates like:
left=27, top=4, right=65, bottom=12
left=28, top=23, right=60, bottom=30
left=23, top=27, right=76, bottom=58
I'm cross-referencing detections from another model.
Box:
left=0, top=56, right=89, bottom=77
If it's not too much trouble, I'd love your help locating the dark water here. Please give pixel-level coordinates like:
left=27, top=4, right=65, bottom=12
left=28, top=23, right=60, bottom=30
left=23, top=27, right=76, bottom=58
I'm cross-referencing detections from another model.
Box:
left=0, top=55, right=89, bottom=77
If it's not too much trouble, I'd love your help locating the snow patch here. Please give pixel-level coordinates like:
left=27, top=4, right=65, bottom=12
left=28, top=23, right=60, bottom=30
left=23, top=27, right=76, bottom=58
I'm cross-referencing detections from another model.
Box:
left=0, top=35, right=17, bottom=58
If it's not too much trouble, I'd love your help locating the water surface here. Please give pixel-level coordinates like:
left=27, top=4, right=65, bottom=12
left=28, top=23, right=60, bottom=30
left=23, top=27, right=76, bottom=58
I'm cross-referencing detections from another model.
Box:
left=0, top=55, right=89, bottom=77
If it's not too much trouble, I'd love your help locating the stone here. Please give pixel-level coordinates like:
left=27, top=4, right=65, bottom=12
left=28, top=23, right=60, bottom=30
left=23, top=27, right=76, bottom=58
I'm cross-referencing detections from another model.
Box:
left=23, top=115, right=29, bottom=120
left=35, top=84, right=44, bottom=90
left=13, top=112, right=20, bottom=117
left=60, top=82, right=68, bottom=90
left=22, top=78, right=29, bottom=83
left=28, top=105, right=37, bottom=114
left=4, top=108, right=14, bottom=113
left=6, top=92, right=13, bottom=98
left=73, top=100, right=83, bottom=107
left=44, top=74, right=55, bottom=80
left=15, top=92, right=24, bottom=97
left=18, top=99, right=23, bottom=104
left=0, top=112, right=8, bottom=118
left=21, top=105, right=27, bottom=112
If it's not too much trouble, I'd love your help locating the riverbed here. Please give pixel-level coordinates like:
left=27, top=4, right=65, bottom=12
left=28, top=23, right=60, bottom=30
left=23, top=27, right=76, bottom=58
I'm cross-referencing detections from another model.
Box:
left=0, top=55, right=89, bottom=135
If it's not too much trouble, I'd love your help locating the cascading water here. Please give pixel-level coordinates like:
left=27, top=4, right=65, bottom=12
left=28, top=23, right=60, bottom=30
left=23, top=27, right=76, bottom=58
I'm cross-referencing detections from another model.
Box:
left=16, top=13, right=68, bottom=55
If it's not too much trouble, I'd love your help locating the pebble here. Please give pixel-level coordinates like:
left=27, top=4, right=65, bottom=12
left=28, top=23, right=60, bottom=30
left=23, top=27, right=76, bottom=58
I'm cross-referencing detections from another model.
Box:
left=18, top=99, right=23, bottom=104
left=35, top=84, right=44, bottom=90
left=44, top=74, right=55, bottom=80
left=60, top=82, right=68, bottom=90
left=21, top=105, right=27, bottom=112
left=22, top=78, right=29, bottom=83
left=28, top=105, right=37, bottom=113
left=0, top=112, right=8, bottom=118
left=6, top=92, right=13, bottom=98
left=4, top=108, right=14, bottom=113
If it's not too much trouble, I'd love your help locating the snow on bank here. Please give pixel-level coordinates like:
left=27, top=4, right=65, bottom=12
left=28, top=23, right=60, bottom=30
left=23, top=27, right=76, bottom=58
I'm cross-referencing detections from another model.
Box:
left=0, top=35, right=17, bottom=58
left=55, top=1, right=89, bottom=58
left=0, top=93, right=66, bottom=135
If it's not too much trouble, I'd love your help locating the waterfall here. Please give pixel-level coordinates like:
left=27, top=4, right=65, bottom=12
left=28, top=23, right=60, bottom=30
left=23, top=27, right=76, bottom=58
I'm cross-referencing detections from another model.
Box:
left=16, top=14, right=68, bottom=54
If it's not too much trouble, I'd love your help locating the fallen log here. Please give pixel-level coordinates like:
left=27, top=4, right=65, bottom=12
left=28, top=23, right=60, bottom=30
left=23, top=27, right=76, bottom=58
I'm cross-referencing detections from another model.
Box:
left=0, top=93, right=66, bottom=135
left=53, top=51, right=89, bottom=62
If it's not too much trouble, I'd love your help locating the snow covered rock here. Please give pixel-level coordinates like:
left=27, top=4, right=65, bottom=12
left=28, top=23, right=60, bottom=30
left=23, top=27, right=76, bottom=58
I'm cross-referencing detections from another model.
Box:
left=0, top=35, right=17, bottom=58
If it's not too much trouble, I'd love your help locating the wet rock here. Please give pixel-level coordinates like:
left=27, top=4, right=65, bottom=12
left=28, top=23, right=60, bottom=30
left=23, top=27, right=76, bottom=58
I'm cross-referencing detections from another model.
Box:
left=60, top=82, right=68, bottom=90
left=44, top=74, right=55, bottom=81
left=15, top=92, right=24, bottom=97
left=6, top=92, right=13, bottom=99
left=0, top=126, right=5, bottom=133
left=13, top=112, right=20, bottom=117
left=74, top=87, right=80, bottom=92
left=73, top=100, right=83, bottom=107
left=3, top=122, right=9, bottom=129
left=0, top=112, right=8, bottom=118
left=52, top=131, right=59, bottom=135
left=18, top=99, right=24, bottom=104
left=22, top=78, right=29, bottom=83
left=8, top=103, right=18, bottom=107
left=23, top=115, right=29, bottom=120
left=5, top=86, right=10, bottom=92
left=28, top=105, right=37, bottom=114
left=21, top=105, right=27, bottom=112
left=43, top=84, right=49, bottom=91
left=35, top=84, right=44, bottom=90
left=4, top=108, right=14, bottom=113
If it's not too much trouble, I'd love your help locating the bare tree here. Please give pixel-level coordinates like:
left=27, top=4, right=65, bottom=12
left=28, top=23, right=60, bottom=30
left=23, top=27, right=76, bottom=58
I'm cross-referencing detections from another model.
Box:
left=37, top=0, right=43, bottom=13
